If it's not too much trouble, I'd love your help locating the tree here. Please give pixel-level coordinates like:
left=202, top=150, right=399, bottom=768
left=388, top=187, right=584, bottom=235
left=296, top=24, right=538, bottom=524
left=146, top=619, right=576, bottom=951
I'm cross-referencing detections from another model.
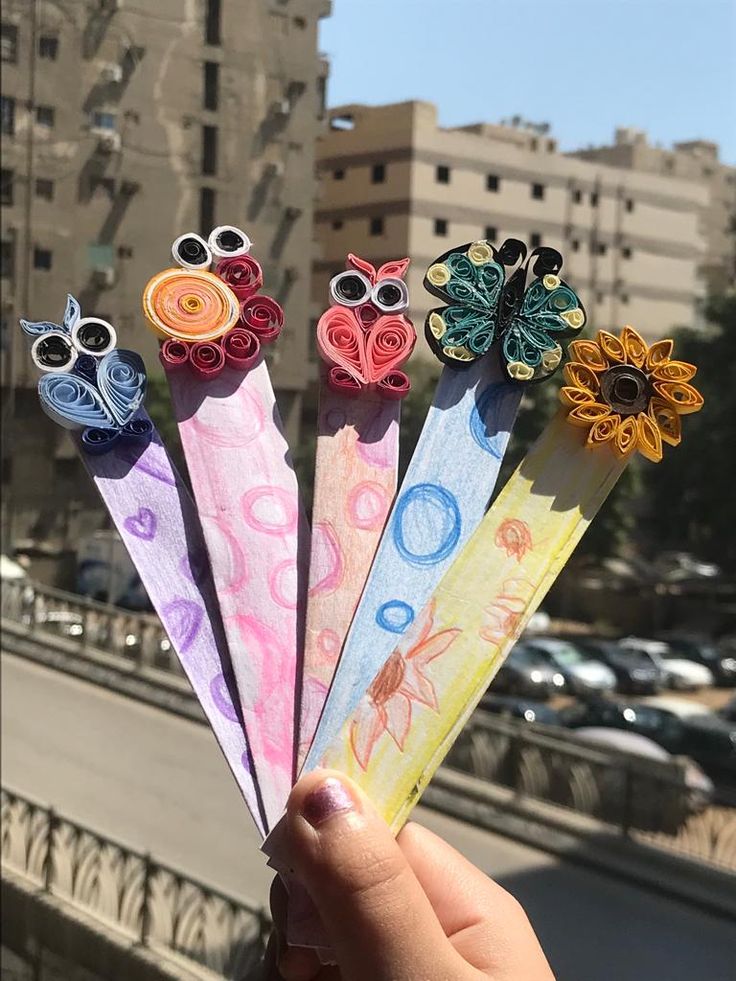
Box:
left=641, top=293, right=736, bottom=570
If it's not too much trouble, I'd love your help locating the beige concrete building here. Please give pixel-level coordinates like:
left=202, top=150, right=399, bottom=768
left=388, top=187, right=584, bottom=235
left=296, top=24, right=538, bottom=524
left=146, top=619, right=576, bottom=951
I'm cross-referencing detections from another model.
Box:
left=1, top=0, right=330, bottom=554
left=574, top=127, right=736, bottom=293
left=313, top=101, right=708, bottom=362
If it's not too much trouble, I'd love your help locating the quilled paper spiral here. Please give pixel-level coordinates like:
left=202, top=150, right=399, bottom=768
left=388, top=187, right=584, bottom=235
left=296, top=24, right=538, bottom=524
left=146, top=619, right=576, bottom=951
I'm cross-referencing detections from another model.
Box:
left=222, top=327, right=260, bottom=371
left=216, top=256, right=264, bottom=301
left=143, top=268, right=239, bottom=343
left=240, top=295, right=283, bottom=343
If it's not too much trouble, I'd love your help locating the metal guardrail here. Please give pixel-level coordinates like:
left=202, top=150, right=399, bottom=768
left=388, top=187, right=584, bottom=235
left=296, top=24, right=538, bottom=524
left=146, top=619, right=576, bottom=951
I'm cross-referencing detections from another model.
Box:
left=446, top=710, right=736, bottom=872
left=1, top=577, right=182, bottom=675
left=1, top=787, right=269, bottom=980
left=3, top=578, right=735, bottom=875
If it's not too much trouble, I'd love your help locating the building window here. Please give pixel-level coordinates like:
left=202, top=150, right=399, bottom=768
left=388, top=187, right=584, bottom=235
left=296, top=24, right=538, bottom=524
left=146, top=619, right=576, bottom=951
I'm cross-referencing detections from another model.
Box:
left=625, top=198, right=634, bottom=213
left=484, top=225, right=497, bottom=242
left=436, top=164, right=451, bottom=184
left=621, top=245, right=632, bottom=259
left=595, top=242, right=607, bottom=255
left=202, top=125, right=217, bottom=175
left=331, top=219, right=343, bottom=230
left=203, top=61, right=219, bottom=111
left=1, top=239, right=13, bottom=278
left=596, top=292, right=605, bottom=304
left=91, top=110, right=116, bottom=130
left=434, top=218, right=448, bottom=236
left=117, top=245, right=134, bottom=259
left=0, top=169, right=13, bottom=206
left=35, top=178, right=54, bottom=200
left=530, top=232, right=542, bottom=248
left=572, top=189, right=582, bottom=204
left=486, top=174, right=499, bottom=192
left=371, top=162, right=385, bottom=184
left=36, top=105, right=55, bottom=127
left=333, top=168, right=345, bottom=180
left=1, top=96, right=15, bottom=135
left=590, top=191, right=599, bottom=206
left=1, top=23, right=18, bottom=62
left=205, top=0, right=221, bottom=45
left=621, top=293, right=629, bottom=304
left=531, top=183, right=545, bottom=200
left=199, top=187, right=215, bottom=236
left=39, top=34, right=59, bottom=59
left=33, top=247, right=52, bottom=270
left=369, top=216, right=384, bottom=236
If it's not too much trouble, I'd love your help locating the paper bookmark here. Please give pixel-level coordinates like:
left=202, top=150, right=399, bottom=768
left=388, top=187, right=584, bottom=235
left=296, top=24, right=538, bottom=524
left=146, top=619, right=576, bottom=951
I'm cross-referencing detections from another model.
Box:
left=302, top=238, right=585, bottom=770
left=143, top=226, right=307, bottom=826
left=315, top=327, right=703, bottom=831
left=19, top=295, right=265, bottom=835
left=297, top=255, right=415, bottom=768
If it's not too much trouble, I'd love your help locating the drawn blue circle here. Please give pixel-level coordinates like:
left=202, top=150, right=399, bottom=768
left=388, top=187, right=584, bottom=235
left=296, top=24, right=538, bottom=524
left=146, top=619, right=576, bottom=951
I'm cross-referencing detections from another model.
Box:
left=375, top=600, right=415, bottom=634
left=469, top=382, right=517, bottom=459
left=392, top=483, right=461, bottom=567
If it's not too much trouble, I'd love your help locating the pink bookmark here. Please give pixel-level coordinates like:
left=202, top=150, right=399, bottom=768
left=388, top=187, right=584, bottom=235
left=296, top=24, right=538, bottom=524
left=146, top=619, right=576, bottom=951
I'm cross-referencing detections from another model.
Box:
left=297, top=254, right=415, bottom=769
left=143, top=227, right=308, bottom=826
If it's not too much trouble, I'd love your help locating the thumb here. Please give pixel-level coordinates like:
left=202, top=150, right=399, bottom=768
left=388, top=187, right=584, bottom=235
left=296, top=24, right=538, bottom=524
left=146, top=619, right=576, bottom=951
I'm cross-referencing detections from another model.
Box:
left=284, top=769, right=467, bottom=981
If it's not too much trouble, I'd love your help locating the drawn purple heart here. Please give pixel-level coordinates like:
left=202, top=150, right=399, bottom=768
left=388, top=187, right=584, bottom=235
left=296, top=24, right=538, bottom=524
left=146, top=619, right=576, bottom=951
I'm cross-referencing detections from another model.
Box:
left=118, top=444, right=177, bottom=486
left=162, top=599, right=203, bottom=655
left=123, top=507, right=157, bottom=541
left=210, top=671, right=241, bottom=723
left=180, top=548, right=209, bottom=587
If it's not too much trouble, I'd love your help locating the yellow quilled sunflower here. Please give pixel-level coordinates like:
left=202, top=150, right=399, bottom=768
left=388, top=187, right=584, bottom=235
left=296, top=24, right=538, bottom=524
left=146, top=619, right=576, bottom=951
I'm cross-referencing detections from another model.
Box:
left=559, top=325, right=703, bottom=462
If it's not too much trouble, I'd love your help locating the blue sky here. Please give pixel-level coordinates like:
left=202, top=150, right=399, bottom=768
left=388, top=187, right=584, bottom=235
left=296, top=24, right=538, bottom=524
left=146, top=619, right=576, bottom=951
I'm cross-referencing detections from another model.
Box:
left=320, top=0, right=735, bottom=164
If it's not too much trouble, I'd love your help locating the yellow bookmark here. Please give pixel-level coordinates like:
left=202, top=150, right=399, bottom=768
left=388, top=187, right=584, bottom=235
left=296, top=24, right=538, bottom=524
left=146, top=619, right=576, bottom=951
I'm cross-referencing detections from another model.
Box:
left=319, top=326, right=703, bottom=831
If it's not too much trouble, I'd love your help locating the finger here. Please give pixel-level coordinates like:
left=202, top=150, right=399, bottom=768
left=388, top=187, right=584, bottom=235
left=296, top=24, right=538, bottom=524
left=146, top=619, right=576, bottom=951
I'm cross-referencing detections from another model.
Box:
left=270, top=875, right=323, bottom=981
left=398, top=823, right=554, bottom=980
left=285, top=769, right=467, bottom=981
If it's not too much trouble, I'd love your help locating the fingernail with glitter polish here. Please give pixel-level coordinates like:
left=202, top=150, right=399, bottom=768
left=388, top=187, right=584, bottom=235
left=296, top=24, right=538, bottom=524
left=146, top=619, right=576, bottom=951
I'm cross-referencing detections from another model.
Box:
left=301, top=777, right=355, bottom=828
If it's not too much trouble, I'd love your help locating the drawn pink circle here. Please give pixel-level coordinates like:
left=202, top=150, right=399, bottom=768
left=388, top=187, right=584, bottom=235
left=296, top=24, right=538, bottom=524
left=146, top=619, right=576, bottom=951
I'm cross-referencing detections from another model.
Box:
left=269, top=558, right=298, bottom=609
left=317, top=628, right=340, bottom=661
left=308, top=521, right=344, bottom=595
left=347, top=481, right=390, bottom=531
left=241, top=486, right=298, bottom=536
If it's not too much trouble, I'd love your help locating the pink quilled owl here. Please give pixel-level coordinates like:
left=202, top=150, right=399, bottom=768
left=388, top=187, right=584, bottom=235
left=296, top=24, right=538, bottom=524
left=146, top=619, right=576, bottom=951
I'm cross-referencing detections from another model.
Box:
left=317, top=254, right=416, bottom=399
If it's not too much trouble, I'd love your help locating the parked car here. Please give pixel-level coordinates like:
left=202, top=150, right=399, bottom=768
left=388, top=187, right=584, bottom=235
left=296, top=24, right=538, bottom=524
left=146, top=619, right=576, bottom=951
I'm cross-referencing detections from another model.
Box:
left=491, top=643, right=566, bottom=698
left=479, top=693, right=561, bottom=725
left=655, top=634, right=736, bottom=687
left=640, top=695, right=713, bottom=719
left=574, top=637, right=663, bottom=694
left=561, top=696, right=736, bottom=783
left=522, top=637, right=616, bottom=695
left=1, top=555, right=28, bottom=580
left=619, top=637, right=713, bottom=690
left=569, top=727, right=713, bottom=811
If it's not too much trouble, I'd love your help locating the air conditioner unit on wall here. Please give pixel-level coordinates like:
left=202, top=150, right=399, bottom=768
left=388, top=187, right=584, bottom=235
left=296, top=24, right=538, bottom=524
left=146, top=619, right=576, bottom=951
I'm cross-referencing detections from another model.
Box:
left=272, top=99, right=291, bottom=117
left=92, top=267, right=116, bottom=288
left=101, top=63, right=123, bottom=84
left=95, top=131, right=121, bottom=153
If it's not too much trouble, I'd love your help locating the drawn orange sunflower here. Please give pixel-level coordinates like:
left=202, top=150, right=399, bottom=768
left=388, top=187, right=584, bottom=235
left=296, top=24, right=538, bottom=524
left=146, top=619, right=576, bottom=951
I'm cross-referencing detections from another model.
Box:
left=559, top=326, right=703, bottom=462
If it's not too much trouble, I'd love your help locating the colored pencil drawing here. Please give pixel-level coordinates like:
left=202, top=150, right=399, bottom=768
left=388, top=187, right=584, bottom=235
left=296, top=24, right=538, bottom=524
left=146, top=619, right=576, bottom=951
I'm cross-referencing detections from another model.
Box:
left=349, top=601, right=461, bottom=770
left=494, top=518, right=533, bottom=562
left=479, top=578, right=535, bottom=646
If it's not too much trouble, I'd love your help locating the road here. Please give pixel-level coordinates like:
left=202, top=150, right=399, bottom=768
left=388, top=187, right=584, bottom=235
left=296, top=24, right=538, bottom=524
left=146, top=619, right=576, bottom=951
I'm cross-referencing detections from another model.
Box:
left=2, top=652, right=735, bottom=981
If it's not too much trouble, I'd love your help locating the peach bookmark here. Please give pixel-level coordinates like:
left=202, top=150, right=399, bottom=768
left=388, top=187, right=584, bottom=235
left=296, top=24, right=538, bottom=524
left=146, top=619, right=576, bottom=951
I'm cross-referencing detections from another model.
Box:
left=297, top=254, right=415, bottom=768
left=143, top=226, right=308, bottom=830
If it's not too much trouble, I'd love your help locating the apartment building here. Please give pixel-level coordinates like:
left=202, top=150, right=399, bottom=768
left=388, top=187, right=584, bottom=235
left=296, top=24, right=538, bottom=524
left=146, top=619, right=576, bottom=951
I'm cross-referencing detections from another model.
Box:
left=313, top=101, right=708, bottom=363
left=574, top=127, right=736, bottom=293
left=0, top=0, right=330, bottom=554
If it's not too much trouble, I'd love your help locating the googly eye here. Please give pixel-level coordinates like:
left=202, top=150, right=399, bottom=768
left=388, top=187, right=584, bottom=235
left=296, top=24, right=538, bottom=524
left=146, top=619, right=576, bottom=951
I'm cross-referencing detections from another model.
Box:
left=329, top=270, right=372, bottom=307
left=31, top=331, right=77, bottom=373
left=208, top=225, right=252, bottom=258
left=71, top=317, right=117, bottom=357
left=171, top=232, right=212, bottom=270
left=371, top=278, right=409, bottom=314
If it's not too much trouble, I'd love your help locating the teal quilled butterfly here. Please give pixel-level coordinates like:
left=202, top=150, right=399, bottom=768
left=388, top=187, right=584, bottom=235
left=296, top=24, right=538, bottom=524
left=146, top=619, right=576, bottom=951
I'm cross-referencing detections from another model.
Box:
left=423, top=238, right=586, bottom=383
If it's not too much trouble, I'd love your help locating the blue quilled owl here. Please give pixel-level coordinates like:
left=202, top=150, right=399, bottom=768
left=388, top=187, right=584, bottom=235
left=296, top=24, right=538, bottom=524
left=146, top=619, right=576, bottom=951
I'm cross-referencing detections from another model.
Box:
left=424, top=238, right=586, bottom=382
left=20, top=294, right=150, bottom=454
